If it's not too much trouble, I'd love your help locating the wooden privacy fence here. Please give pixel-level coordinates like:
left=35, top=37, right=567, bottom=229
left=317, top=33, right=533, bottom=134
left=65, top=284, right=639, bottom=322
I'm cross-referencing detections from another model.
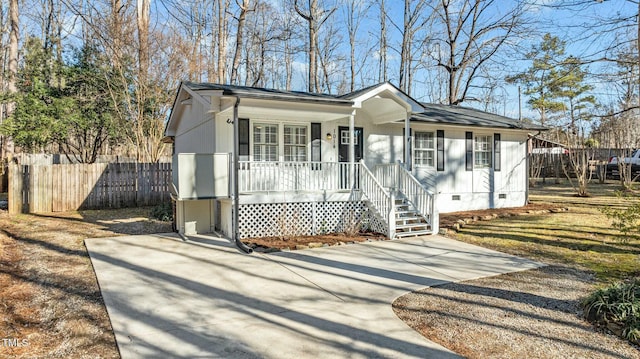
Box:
left=8, top=162, right=172, bottom=214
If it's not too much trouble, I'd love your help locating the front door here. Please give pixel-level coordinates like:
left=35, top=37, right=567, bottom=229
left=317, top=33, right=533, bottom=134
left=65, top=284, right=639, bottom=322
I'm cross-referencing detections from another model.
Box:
left=338, top=126, right=363, bottom=189
left=338, top=126, right=363, bottom=162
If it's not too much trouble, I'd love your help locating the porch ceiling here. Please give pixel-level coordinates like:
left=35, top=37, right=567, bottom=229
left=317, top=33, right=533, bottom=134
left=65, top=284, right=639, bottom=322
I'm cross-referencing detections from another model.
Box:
left=236, top=98, right=354, bottom=122
left=360, top=97, right=408, bottom=124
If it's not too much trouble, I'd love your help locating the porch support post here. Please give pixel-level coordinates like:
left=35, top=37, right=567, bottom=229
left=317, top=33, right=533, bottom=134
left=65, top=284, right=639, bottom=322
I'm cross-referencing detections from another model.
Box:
left=349, top=111, right=355, bottom=188
left=404, top=112, right=411, bottom=170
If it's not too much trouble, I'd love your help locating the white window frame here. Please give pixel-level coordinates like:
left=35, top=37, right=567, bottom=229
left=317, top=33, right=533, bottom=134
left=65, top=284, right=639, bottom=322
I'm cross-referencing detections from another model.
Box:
left=340, top=129, right=358, bottom=145
left=413, top=131, right=435, bottom=167
left=252, top=123, right=279, bottom=162
left=284, top=124, right=308, bottom=162
left=474, top=134, right=493, bottom=168
left=250, top=121, right=310, bottom=162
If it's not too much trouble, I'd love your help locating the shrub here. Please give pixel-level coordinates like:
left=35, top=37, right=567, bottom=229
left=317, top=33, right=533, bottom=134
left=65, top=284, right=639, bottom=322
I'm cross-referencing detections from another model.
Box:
left=150, top=202, right=173, bottom=222
left=600, top=191, right=640, bottom=242
left=583, top=278, right=640, bottom=343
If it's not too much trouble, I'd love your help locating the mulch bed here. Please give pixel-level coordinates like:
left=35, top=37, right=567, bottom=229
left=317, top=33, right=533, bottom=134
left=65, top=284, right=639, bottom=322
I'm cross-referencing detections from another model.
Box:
left=243, top=232, right=387, bottom=252
left=243, top=203, right=568, bottom=252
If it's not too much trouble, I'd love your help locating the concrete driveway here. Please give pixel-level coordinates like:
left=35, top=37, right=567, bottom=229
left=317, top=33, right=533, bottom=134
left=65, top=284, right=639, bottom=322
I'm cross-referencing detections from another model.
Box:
left=86, top=234, right=541, bottom=358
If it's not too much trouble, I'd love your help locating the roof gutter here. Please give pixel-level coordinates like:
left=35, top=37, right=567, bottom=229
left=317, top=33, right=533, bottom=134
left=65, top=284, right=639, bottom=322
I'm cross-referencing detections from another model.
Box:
left=231, top=96, right=253, bottom=254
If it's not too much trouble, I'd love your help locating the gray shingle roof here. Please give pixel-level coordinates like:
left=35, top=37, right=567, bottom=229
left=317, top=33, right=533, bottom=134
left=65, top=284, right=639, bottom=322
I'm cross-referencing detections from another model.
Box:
left=413, top=103, right=546, bottom=131
left=183, top=82, right=353, bottom=105
left=181, top=82, right=545, bottom=131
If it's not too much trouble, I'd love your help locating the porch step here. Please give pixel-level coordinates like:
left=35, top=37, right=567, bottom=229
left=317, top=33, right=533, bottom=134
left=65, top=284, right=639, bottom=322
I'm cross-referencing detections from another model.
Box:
left=395, top=229, right=432, bottom=238
left=396, top=209, right=418, bottom=214
left=392, top=196, right=432, bottom=238
left=396, top=223, right=429, bottom=230
left=396, top=218, right=429, bottom=228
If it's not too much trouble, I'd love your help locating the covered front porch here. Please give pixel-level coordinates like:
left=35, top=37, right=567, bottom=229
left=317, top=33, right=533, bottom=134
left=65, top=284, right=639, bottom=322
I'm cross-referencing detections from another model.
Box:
left=172, top=154, right=437, bottom=240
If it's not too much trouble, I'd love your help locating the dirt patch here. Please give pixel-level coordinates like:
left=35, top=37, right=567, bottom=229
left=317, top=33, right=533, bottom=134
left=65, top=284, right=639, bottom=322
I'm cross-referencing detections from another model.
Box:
left=243, top=231, right=387, bottom=252
left=393, top=265, right=640, bottom=359
left=0, top=208, right=171, bottom=359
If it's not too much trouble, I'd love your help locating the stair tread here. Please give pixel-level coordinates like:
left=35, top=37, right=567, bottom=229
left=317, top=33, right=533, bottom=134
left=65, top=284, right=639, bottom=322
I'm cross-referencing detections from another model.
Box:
left=396, top=216, right=426, bottom=221
left=396, top=213, right=425, bottom=218
left=396, top=223, right=430, bottom=229
left=395, top=230, right=432, bottom=237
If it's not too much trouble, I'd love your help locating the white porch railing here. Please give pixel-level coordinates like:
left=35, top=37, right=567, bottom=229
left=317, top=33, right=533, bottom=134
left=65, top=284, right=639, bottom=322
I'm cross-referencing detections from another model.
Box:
left=359, top=162, right=392, bottom=234
left=396, top=165, right=435, bottom=226
left=373, top=163, right=400, bottom=188
left=374, top=162, right=435, bottom=227
left=238, top=161, right=356, bottom=193
left=236, top=160, right=433, bottom=237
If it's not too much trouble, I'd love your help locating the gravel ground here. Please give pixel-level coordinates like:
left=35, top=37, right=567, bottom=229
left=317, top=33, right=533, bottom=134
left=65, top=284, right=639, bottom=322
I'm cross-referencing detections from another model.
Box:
left=393, top=265, right=640, bottom=359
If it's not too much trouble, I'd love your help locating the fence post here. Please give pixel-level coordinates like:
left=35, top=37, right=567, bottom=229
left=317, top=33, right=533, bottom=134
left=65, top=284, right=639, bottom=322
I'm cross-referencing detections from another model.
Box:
left=8, top=162, right=24, bottom=215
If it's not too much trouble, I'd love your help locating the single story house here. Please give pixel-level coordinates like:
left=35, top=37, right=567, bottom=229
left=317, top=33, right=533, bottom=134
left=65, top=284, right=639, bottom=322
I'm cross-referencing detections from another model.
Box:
left=164, top=82, right=544, bottom=250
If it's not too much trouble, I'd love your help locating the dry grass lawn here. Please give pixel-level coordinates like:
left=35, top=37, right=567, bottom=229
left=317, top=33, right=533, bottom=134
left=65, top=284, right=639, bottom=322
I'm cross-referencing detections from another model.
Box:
left=0, top=208, right=171, bottom=358
left=2, top=180, right=639, bottom=358
left=394, top=180, right=640, bottom=358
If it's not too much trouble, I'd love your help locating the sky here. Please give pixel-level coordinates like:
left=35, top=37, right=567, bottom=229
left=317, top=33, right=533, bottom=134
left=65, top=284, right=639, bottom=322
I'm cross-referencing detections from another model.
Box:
left=16, top=0, right=640, bottom=125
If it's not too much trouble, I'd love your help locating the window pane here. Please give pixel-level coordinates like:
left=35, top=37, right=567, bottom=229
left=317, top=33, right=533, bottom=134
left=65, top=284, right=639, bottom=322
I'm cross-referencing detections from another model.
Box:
left=414, top=131, right=435, bottom=167
left=284, top=125, right=307, bottom=162
left=415, top=132, right=434, bottom=149
left=474, top=135, right=492, bottom=168
left=254, top=123, right=278, bottom=161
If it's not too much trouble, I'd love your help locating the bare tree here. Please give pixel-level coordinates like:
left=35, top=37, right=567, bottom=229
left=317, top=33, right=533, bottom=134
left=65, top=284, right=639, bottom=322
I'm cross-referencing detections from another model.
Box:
left=216, top=0, right=231, bottom=83
left=294, top=0, right=335, bottom=92
left=343, top=0, right=369, bottom=92
left=397, top=0, right=428, bottom=94
left=2, top=0, right=19, bottom=158
left=244, top=1, right=292, bottom=87
left=378, top=0, right=387, bottom=83
left=231, top=0, right=253, bottom=84
left=7, top=0, right=18, bottom=109
left=137, top=0, right=150, bottom=83
left=317, top=17, right=345, bottom=94
left=432, top=0, right=527, bottom=105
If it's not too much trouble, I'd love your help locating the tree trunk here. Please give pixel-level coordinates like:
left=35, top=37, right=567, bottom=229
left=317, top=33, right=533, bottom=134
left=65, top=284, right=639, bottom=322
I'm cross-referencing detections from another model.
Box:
left=295, top=0, right=319, bottom=93
left=217, top=0, right=230, bottom=83
left=399, top=0, right=410, bottom=92
left=231, top=0, right=249, bottom=84
left=8, top=0, right=18, bottom=99
left=110, top=0, right=124, bottom=71
left=379, top=0, right=387, bottom=83
left=137, top=0, right=150, bottom=85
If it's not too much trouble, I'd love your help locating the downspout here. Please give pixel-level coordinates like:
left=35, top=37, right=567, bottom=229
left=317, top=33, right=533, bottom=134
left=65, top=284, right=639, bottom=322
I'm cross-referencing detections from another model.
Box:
left=232, top=96, right=253, bottom=254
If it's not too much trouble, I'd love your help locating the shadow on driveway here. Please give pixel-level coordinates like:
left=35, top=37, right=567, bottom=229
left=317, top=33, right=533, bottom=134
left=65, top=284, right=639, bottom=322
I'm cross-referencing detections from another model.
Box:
left=86, top=234, right=541, bottom=358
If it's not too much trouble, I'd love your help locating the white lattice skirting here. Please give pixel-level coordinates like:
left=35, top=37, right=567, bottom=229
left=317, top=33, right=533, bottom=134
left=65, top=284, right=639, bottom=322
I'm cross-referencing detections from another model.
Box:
left=238, top=201, right=388, bottom=239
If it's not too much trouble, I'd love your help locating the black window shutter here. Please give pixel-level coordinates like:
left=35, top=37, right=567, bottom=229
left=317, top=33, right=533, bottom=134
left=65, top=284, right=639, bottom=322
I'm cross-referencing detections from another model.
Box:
left=311, top=123, right=321, bottom=168
left=239, top=118, right=250, bottom=160
left=403, top=127, right=412, bottom=165
left=437, top=130, right=445, bottom=171
left=494, top=133, right=501, bottom=172
left=465, top=131, right=473, bottom=171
